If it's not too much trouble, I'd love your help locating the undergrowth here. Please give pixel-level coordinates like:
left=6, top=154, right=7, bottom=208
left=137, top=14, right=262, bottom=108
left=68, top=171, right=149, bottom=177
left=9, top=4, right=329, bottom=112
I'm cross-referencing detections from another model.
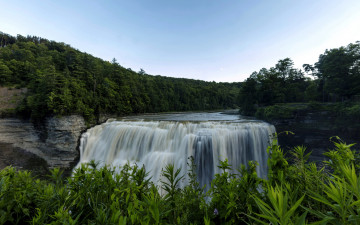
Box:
left=1, top=137, right=360, bottom=224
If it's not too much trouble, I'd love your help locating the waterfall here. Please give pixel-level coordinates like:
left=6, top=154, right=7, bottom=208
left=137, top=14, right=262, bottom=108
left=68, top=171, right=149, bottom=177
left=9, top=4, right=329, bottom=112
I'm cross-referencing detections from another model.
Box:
left=76, top=120, right=275, bottom=189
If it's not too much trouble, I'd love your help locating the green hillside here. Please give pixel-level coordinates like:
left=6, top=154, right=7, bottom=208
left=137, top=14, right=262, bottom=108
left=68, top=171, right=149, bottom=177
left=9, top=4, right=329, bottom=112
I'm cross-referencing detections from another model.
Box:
left=0, top=32, right=240, bottom=122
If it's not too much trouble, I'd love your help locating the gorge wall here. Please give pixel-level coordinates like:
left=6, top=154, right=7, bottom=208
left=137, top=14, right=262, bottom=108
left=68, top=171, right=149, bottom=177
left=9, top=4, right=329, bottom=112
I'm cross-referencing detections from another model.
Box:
left=272, top=110, right=360, bottom=161
left=0, top=115, right=86, bottom=172
left=1, top=110, right=359, bottom=175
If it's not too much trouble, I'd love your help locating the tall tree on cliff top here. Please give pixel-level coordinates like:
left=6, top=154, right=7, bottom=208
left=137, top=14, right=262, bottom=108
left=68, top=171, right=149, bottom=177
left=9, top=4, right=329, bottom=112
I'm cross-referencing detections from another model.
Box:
left=238, top=75, right=258, bottom=115
left=238, top=58, right=309, bottom=115
left=315, top=42, right=360, bottom=101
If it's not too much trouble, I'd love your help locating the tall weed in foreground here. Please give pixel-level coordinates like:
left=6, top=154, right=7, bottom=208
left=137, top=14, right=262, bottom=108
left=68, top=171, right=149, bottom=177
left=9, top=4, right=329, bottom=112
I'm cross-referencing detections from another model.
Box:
left=0, top=167, right=44, bottom=224
left=266, top=135, right=289, bottom=186
left=70, top=161, right=156, bottom=224
left=324, top=136, right=360, bottom=175
left=248, top=134, right=308, bottom=224
left=160, top=163, right=184, bottom=224
left=287, top=146, right=328, bottom=219
left=176, top=156, right=207, bottom=225
left=305, top=147, right=360, bottom=224
left=31, top=168, right=69, bottom=224
left=250, top=184, right=306, bottom=225
left=208, top=159, right=264, bottom=224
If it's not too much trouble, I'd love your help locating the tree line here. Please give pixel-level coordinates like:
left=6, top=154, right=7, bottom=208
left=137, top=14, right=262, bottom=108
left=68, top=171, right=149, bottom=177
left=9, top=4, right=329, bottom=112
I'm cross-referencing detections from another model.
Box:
left=0, top=32, right=240, bottom=123
left=238, top=41, right=360, bottom=115
left=1, top=31, right=359, bottom=120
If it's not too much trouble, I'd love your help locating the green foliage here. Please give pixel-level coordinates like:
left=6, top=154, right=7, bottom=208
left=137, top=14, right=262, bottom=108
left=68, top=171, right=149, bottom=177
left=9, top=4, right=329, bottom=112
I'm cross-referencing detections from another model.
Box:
left=305, top=164, right=360, bottom=224
left=256, top=105, right=294, bottom=120
left=0, top=59, right=12, bottom=84
left=238, top=77, right=258, bottom=115
left=0, top=32, right=240, bottom=122
left=208, top=159, right=264, bottom=224
left=250, top=184, right=306, bottom=225
left=324, top=137, right=360, bottom=175
left=239, top=41, right=360, bottom=118
left=340, top=104, right=360, bottom=121
left=175, top=157, right=207, bottom=225
left=1, top=137, right=360, bottom=224
left=253, top=102, right=353, bottom=121
left=0, top=167, right=37, bottom=224
left=267, top=137, right=289, bottom=185
left=160, top=164, right=184, bottom=224
left=305, top=81, right=321, bottom=102
left=238, top=58, right=308, bottom=115
left=315, top=42, right=360, bottom=101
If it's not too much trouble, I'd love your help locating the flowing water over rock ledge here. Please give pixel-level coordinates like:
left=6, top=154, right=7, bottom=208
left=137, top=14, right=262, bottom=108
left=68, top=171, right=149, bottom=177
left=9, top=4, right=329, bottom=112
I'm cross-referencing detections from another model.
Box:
left=0, top=111, right=276, bottom=184
left=76, top=112, right=276, bottom=188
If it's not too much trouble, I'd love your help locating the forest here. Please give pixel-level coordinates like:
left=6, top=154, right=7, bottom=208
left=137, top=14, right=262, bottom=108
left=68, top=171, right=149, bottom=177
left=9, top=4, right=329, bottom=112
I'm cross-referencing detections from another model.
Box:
left=1, top=32, right=359, bottom=123
left=238, top=41, right=360, bottom=118
left=0, top=32, right=239, bottom=123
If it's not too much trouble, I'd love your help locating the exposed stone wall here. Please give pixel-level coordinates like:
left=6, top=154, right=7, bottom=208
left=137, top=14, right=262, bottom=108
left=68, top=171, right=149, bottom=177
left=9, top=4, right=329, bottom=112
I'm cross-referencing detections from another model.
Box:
left=0, top=115, right=86, bottom=169
left=2, top=110, right=358, bottom=170
left=271, top=111, right=360, bottom=161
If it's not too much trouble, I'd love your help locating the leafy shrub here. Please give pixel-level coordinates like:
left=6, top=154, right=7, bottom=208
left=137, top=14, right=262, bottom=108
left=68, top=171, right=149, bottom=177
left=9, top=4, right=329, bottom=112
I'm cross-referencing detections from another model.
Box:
left=1, top=137, right=360, bottom=224
left=308, top=101, right=323, bottom=110
left=256, top=105, right=294, bottom=120
left=342, top=104, right=360, bottom=121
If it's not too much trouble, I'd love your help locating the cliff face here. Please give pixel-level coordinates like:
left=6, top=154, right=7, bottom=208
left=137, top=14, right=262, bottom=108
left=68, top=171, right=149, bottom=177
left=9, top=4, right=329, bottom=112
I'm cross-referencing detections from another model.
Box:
left=271, top=111, right=360, bottom=161
left=1, top=110, right=358, bottom=172
left=0, top=115, right=86, bottom=170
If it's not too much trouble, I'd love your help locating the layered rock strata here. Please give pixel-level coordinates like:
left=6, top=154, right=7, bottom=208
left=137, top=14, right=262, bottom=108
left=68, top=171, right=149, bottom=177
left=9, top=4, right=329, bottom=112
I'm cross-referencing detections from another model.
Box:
left=0, top=115, right=86, bottom=169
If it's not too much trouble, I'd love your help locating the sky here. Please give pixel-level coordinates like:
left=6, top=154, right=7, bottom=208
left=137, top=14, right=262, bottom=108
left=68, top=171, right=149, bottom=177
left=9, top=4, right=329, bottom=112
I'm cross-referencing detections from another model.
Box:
left=1, top=0, right=359, bottom=82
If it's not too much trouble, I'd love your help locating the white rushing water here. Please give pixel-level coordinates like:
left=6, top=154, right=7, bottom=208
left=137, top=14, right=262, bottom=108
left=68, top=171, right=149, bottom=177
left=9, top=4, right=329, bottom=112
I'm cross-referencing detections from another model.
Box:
left=76, top=114, right=275, bottom=189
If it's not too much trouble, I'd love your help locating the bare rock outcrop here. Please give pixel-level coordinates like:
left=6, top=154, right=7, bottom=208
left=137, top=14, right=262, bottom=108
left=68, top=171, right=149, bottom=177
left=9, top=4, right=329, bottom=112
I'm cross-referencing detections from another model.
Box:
left=0, top=115, right=86, bottom=169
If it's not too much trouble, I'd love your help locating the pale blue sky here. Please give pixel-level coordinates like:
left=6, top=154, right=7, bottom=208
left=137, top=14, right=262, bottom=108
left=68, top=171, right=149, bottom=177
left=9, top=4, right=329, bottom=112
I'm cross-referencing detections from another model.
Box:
left=1, top=0, right=359, bottom=82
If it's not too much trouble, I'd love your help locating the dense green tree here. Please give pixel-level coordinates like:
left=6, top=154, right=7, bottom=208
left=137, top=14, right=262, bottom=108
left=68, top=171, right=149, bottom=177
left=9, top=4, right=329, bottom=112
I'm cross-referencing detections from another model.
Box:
left=304, top=80, right=321, bottom=102
left=0, top=60, right=12, bottom=84
left=238, top=76, right=258, bottom=115
left=315, top=42, right=360, bottom=101
left=238, top=58, right=308, bottom=114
